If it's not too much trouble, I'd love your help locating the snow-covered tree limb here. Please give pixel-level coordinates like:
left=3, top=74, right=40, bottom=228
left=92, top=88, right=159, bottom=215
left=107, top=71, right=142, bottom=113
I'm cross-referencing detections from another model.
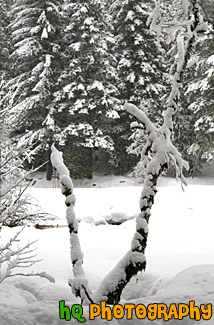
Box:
left=50, top=144, right=91, bottom=303
left=0, top=228, right=44, bottom=283
left=0, top=126, right=54, bottom=285
left=0, top=139, right=48, bottom=227
left=91, top=0, right=205, bottom=305
left=1, top=271, right=55, bottom=283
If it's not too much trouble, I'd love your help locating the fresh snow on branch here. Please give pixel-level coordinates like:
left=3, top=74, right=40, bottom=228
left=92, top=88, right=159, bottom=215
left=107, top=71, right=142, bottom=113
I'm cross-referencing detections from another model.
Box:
left=0, top=228, right=44, bottom=283
left=92, top=250, right=146, bottom=303
left=50, top=144, right=91, bottom=303
left=125, top=103, right=189, bottom=183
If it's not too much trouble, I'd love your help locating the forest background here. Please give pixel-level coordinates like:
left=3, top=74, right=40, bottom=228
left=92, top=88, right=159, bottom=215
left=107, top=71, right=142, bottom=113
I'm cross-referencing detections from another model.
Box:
left=0, top=0, right=214, bottom=179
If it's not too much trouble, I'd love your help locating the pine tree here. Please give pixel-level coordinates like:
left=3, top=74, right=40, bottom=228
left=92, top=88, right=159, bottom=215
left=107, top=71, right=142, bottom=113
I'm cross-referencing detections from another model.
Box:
left=174, top=21, right=214, bottom=175
left=107, top=0, right=165, bottom=175
left=54, top=0, right=120, bottom=178
left=113, top=0, right=164, bottom=118
left=0, top=0, right=13, bottom=113
left=0, top=1, right=11, bottom=80
left=4, top=0, right=64, bottom=179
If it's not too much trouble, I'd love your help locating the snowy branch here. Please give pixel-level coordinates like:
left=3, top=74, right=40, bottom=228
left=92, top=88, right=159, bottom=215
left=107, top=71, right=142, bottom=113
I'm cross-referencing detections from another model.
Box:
left=0, top=228, right=42, bottom=283
left=3, top=271, right=55, bottom=283
left=0, top=139, right=48, bottom=227
left=50, top=144, right=91, bottom=303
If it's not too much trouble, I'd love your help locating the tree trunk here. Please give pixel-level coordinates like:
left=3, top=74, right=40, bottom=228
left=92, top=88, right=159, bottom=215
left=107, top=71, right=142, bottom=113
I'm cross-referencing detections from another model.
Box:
left=92, top=0, right=203, bottom=304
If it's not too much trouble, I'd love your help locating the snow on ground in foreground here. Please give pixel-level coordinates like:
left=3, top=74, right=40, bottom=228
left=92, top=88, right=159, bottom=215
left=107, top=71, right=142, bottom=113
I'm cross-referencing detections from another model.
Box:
left=0, top=177, right=214, bottom=324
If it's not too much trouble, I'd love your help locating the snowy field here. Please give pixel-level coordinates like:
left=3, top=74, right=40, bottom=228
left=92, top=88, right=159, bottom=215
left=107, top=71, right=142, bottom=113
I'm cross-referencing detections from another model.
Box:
left=0, top=175, right=214, bottom=324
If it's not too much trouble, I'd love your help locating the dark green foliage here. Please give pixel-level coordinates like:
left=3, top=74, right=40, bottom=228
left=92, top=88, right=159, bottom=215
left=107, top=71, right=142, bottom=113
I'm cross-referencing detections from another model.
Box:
left=108, top=0, right=165, bottom=174
left=109, top=112, right=139, bottom=175
left=113, top=0, right=164, bottom=119
left=1, top=0, right=213, bottom=178
left=62, top=139, right=93, bottom=179
left=0, top=1, right=11, bottom=78
left=53, top=0, right=121, bottom=177
left=174, top=25, right=214, bottom=176
left=4, top=0, right=64, bottom=177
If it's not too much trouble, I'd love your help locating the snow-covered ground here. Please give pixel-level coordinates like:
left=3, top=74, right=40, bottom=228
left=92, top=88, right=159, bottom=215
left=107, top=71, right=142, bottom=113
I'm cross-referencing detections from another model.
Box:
left=0, top=175, right=214, bottom=324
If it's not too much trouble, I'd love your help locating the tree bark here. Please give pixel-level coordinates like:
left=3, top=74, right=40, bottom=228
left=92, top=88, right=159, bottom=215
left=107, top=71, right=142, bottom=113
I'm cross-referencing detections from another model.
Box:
left=50, top=145, right=91, bottom=302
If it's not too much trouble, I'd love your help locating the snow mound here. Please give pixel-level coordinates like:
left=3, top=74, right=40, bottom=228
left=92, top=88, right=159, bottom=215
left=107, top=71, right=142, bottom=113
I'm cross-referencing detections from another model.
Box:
left=0, top=277, right=77, bottom=325
left=158, top=264, right=214, bottom=299
left=105, top=212, right=136, bottom=225
left=118, top=265, right=214, bottom=325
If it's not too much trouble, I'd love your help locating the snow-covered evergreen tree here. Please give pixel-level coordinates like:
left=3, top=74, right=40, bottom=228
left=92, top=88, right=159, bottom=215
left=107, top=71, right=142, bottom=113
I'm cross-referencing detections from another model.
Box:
left=174, top=22, right=214, bottom=175
left=107, top=0, right=166, bottom=175
left=0, top=1, right=11, bottom=80
left=53, top=0, right=120, bottom=178
left=0, top=0, right=12, bottom=115
left=4, top=0, right=64, bottom=179
left=113, top=0, right=164, bottom=118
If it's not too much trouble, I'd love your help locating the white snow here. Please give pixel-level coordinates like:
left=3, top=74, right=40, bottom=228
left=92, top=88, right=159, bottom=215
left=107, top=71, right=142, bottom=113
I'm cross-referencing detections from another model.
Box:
left=84, top=17, right=93, bottom=25
left=187, top=57, right=197, bottom=68
left=69, top=42, right=81, bottom=51
left=41, top=27, right=48, bottom=39
left=88, top=81, right=104, bottom=91
left=0, top=176, right=214, bottom=324
left=127, top=72, right=135, bottom=83
left=126, top=10, right=135, bottom=21
left=182, top=0, right=190, bottom=15
left=130, top=121, right=139, bottom=129
left=207, top=55, right=214, bottom=65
